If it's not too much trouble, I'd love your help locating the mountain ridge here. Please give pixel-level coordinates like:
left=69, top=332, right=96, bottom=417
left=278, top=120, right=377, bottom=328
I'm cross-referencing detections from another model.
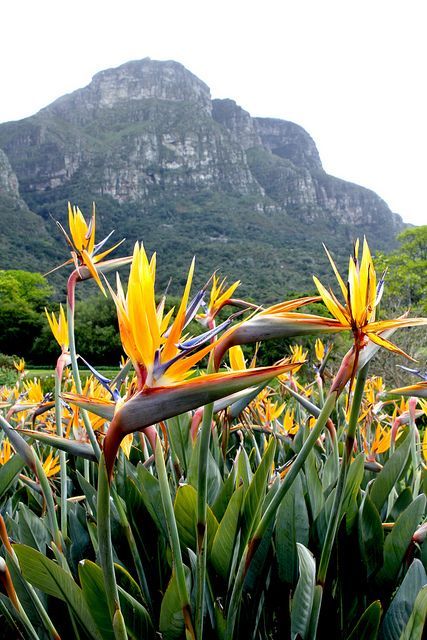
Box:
left=0, top=58, right=405, bottom=300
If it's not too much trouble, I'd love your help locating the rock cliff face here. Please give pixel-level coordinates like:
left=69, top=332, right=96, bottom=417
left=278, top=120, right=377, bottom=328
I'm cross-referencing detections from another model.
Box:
left=0, top=148, right=20, bottom=197
left=0, top=58, right=405, bottom=298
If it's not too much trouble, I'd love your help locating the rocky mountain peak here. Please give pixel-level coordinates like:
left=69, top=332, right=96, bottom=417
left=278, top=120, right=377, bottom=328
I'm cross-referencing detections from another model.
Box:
left=43, top=58, right=212, bottom=124
left=254, top=118, right=323, bottom=172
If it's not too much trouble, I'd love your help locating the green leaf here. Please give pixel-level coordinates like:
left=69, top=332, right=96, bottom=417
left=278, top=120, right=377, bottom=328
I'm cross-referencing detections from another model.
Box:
left=211, top=484, right=244, bottom=579
left=358, top=493, right=384, bottom=578
left=0, top=454, right=24, bottom=499
left=305, top=451, right=324, bottom=520
left=77, top=470, right=98, bottom=516
left=79, top=560, right=154, bottom=640
left=377, top=494, right=426, bottom=585
left=136, top=463, right=168, bottom=537
left=118, top=584, right=154, bottom=640
left=341, top=453, right=364, bottom=532
left=236, top=447, right=253, bottom=491
left=174, top=484, right=218, bottom=554
left=347, top=600, right=382, bottom=640
left=188, top=440, right=222, bottom=505
left=369, top=431, right=411, bottom=514
left=380, top=559, right=427, bottom=640
left=79, top=559, right=115, bottom=640
left=17, top=503, right=50, bottom=554
left=399, top=585, right=427, bottom=640
left=290, top=543, right=316, bottom=640
left=13, top=544, right=102, bottom=640
left=159, top=569, right=190, bottom=640
left=390, top=488, right=414, bottom=522
left=212, top=464, right=236, bottom=521
left=18, top=429, right=97, bottom=461
left=275, top=473, right=309, bottom=584
left=167, top=413, right=192, bottom=474
left=241, top=437, right=276, bottom=542
left=0, top=594, right=23, bottom=638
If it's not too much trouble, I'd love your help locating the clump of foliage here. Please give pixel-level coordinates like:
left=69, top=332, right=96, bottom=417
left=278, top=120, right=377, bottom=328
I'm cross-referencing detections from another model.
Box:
left=0, top=205, right=426, bottom=640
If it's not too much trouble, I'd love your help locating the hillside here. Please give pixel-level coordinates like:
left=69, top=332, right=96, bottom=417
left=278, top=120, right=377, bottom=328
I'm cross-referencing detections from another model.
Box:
left=0, top=58, right=404, bottom=301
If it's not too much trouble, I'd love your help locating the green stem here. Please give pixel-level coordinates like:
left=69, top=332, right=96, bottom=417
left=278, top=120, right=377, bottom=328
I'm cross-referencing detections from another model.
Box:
left=54, top=370, right=68, bottom=538
left=310, top=363, right=369, bottom=637
left=409, top=402, right=421, bottom=496
left=195, top=400, right=214, bottom=640
left=225, top=391, right=338, bottom=639
left=66, top=297, right=101, bottom=461
left=97, top=453, right=127, bottom=639
left=317, top=364, right=369, bottom=585
left=34, top=454, right=64, bottom=555
left=155, top=438, right=195, bottom=640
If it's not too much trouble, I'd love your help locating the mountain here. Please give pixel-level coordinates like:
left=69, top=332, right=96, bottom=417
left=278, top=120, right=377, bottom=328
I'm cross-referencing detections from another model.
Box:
left=0, top=58, right=404, bottom=301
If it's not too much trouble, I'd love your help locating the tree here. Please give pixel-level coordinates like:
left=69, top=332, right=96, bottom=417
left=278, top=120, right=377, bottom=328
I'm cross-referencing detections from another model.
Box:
left=0, top=270, right=53, bottom=358
left=375, top=226, right=427, bottom=313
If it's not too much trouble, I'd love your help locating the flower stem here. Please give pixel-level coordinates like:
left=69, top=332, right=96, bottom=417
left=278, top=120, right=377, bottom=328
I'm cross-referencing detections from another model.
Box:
left=155, top=438, right=195, bottom=639
left=54, top=370, right=68, bottom=538
left=97, top=453, right=127, bottom=639
left=195, top=400, right=214, bottom=640
left=66, top=291, right=101, bottom=461
left=310, top=363, right=369, bottom=637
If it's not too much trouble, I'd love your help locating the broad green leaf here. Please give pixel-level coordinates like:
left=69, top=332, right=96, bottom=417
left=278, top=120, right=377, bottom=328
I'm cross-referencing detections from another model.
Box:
left=13, top=544, right=102, bottom=640
left=118, top=584, right=154, bottom=640
left=275, top=474, right=309, bottom=584
left=0, top=454, right=24, bottom=499
left=369, top=431, right=411, bottom=514
left=115, top=562, right=145, bottom=604
left=236, top=447, right=253, bottom=491
left=174, top=484, right=219, bottom=554
left=79, top=559, right=115, bottom=640
left=159, top=568, right=190, bottom=640
left=80, top=560, right=153, bottom=640
left=341, top=453, right=364, bottom=532
left=0, top=594, right=23, bottom=638
left=213, top=602, right=226, bottom=640
left=18, top=429, right=97, bottom=461
left=322, top=446, right=338, bottom=491
left=347, top=600, right=382, bottom=640
left=242, top=437, right=276, bottom=542
left=390, top=488, right=414, bottom=522
left=290, top=543, right=316, bottom=640
left=244, top=519, right=275, bottom=591
left=68, top=503, right=92, bottom=568
left=77, top=470, right=98, bottom=516
left=136, top=463, right=168, bottom=537
left=212, top=465, right=236, bottom=521
left=6, top=554, right=44, bottom=632
left=380, top=559, right=427, bottom=640
left=399, top=585, right=427, bottom=640
left=188, top=439, right=222, bottom=505
left=211, top=484, right=244, bottom=579
left=358, top=493, right=384, bottom=578
left=377, top=494, right=426, bottom=585
left=305, top=451, right=324, bottom=520
left=17, top=503, right=50, bottom=554
left=167, top=413, right=192, bottom=474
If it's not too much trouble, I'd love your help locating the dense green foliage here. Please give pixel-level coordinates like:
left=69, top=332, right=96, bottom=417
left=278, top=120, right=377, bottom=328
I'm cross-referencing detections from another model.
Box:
left=0, top=270, right=52, bottom=358
left=377, top=226, right=427, bottom=313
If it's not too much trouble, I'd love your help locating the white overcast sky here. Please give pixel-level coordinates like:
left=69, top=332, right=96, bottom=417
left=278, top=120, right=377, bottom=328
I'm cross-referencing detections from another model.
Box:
left=1, top=0, right=425, bottom=225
